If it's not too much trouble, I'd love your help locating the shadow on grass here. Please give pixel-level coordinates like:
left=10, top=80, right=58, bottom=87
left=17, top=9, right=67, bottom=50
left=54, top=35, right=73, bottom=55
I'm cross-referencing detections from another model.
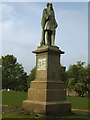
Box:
left=2, top=106, right=89, bottom=119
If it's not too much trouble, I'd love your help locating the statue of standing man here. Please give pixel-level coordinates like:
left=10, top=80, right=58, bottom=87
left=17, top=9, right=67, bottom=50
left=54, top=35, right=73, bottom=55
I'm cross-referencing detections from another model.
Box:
left=40, top=3, right=58, bottom=46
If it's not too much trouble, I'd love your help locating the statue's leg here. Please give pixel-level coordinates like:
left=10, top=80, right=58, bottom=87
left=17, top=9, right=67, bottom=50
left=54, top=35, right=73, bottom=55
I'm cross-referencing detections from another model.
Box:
left=51, top=30, right=56, bottom=46
left=45, top=31, right=48, bottom=45
left=40, top=29, right=45, bottom=46
left=48, top=30, right=51, bottom=45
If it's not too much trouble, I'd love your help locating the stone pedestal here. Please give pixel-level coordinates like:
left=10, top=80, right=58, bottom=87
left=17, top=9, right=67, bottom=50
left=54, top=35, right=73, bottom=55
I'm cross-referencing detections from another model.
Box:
left=23, top=45, right=71, bottom=115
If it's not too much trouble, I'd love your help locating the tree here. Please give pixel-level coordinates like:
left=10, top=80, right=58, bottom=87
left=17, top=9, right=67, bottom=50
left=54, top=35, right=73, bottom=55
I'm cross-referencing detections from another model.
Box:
left=66, top=61, right=88, bottom=97
left=0, top=58, right=2, bottom=90
left=27, top=67, right=36, bottom=88
left=0, top=58, right=1, bottom=65
left=2, top=55, right=28, bottom=91
left=86, top=64, right=90, bottom=98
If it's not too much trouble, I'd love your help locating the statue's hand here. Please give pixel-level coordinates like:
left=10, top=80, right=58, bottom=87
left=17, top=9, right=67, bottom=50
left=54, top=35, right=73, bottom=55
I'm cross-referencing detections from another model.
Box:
left=46, top=15, right=50, bottom=21
left=55, top=23, right=58, bottom=28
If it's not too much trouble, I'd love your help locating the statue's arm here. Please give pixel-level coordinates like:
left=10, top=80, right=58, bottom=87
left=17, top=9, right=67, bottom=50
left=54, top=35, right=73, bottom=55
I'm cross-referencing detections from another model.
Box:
left=41, top=9, right=49, bottom=29
left=53, top=10, right=58, bottom=28
left=43, top=9, right=49, bottom=20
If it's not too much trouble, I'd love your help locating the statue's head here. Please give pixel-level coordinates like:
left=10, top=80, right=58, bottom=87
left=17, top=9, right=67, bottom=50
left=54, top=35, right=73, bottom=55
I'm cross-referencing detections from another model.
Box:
left=47, top=2, right=53, bottom=10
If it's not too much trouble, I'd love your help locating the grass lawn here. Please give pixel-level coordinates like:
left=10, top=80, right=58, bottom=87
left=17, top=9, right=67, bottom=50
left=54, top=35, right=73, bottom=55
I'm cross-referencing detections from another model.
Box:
left=2, top=91, right=88, bottom=110
left=2, top=91, right=27, bottom=107
left=2, top=91, right=89, bottom=118
left=67, top=96, right=88, bottom=110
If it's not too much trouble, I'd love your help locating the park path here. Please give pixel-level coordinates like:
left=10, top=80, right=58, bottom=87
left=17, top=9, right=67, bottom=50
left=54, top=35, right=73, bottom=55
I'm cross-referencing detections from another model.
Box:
left=72, top=109, right=90, bottom=112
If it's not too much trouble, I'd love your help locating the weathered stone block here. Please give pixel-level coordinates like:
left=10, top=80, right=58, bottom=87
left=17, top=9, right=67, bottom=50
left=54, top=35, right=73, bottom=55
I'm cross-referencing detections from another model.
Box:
left=23, top=46, right=71, bottom=115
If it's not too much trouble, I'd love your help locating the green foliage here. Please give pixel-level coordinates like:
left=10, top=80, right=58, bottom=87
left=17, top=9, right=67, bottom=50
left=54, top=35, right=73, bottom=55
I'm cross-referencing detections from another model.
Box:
left=2, top=55, right=28, bottom=91
left=0, top=58, right=2, bottom=90
left=27, top=67, right=36, bottom=88
left=0, top=58, right=1, bottom=65
left=66, top=61, right=88, bottom=97
left=86, top=64, right=90, bottom=98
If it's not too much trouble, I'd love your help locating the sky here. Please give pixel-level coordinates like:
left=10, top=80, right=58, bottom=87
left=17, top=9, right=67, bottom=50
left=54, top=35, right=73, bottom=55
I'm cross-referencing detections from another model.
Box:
left=1, top=2, right=88, bottom=74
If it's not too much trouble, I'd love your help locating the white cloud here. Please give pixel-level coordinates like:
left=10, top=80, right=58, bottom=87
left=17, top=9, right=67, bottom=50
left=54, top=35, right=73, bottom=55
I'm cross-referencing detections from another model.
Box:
left=2, top=3, right=41, bottom=46
left=3, top=20, right=40, bottom=47
left=2, top=19, right=39, bottom=74
left=2, top=3, right=14, bottom=14
left=2, top=3, right=41, bottom=74
left=2, top=3, right=15, bottom=21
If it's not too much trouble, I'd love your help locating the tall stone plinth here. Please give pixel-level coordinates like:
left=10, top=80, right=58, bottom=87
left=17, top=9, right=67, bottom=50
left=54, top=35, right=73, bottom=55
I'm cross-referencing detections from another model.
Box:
left=23, top=46, right=71, bottom=114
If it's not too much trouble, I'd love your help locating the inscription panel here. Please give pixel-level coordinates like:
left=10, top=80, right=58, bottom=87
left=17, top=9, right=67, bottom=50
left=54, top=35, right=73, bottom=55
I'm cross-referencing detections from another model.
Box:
left=37, top=58, right=46, bottom=70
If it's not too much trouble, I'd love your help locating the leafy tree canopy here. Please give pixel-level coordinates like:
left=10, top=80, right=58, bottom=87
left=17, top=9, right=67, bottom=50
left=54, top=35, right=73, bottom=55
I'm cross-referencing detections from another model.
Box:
left=2, top=55, right=28, bottom=91
left=66, top=61, right=88, bottom=97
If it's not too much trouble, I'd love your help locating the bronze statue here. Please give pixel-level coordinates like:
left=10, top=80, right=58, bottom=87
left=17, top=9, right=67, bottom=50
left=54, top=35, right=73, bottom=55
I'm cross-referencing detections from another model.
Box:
left=40, top=2, right=58, bottom=46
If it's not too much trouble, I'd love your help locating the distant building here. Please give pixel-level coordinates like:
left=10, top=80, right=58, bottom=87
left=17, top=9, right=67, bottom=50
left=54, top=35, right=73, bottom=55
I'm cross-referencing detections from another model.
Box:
left=66, top=88, right=79, bottom=97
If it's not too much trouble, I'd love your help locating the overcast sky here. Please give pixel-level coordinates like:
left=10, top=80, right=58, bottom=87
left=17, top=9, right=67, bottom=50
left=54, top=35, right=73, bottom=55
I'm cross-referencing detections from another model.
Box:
left=1, top=2, right=88, bottom=74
